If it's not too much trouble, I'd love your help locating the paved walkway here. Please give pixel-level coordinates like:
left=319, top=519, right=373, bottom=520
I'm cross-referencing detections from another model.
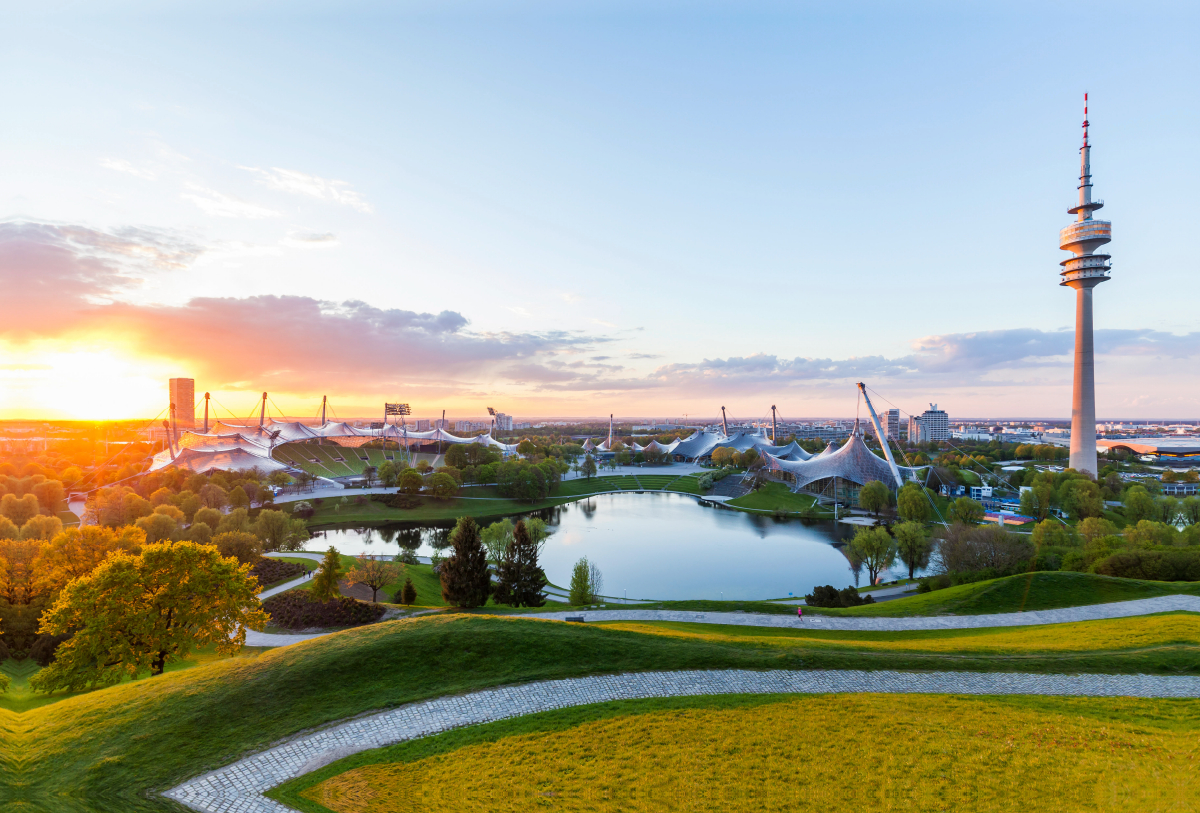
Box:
left=530, top=595, right=1200, bottom=630
left=165, top=667, right=1200, bottom=813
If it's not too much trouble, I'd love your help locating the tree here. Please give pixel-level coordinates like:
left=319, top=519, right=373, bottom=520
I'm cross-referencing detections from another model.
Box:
left=254, top=509, right=309, bottom=552
left=581, top=455, right=597, bottom=480
left=400, top=577, right=417, bottom=606
left=892, top=521, right=930, bottom=579
left=378, top=461, right=398, bottom=488
left=492, top=519, right=546, bottom=607
left=346, top=556, right=399, bottom=602
left=217, top=507, right=252, bottom=534
left=1079, top=516, right=1118, bottom=544
left=193, top=506, right=223, bottom=531
left=1059, top=479, right=1103, bottom=520
left=228, top=485, right=250, bottom=510
left=440, top=516, right=491, bottom=608
left=1, top=493, right=40, bottom=526
left=29, top=541, right=268, bottom=691
left=428, top=472, right=458, bottom=499
left=1123, top=486, right=1159, bottom=524
left=848, top=526, right=896, bottom=586
left=31, top=479, right=65, bottom=513
left=517, top=440, right=537, bottom=457
left=949, top=496, right=985, bottom=525
left=311, top=546, right=343, bottom=601
left=213, top=531, right=261, bottom=564
left=31, top=525, right=145, bottom=597
left=896, top=483, right=930, bottom=524
left=569, top=556, right=593, bottom=605
left=480, top=519, right=514, bottom=564
left=398, top=469, right=424, bottom=495
left=134, top=512, right=178, bottom=544
left=1031, top=519, right=1080, bottom=549
left=857, top=480, right=890, bottom=517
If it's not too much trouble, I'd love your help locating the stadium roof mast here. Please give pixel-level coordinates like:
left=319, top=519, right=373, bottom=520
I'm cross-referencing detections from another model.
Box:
left=202, top=392, right=210, bottom=434
left=720, top=406, right=728, bottom=438
left=856, top=383, right=904, bottom=489
left=320, top=395, right=327, bottom=426
left=608, top=414, right=613, bottom=446
left=771, top=405, right=777, bottom=444
left=259, top=392, right=268, bottom=428
left=169, top=402, right=179, bottom=451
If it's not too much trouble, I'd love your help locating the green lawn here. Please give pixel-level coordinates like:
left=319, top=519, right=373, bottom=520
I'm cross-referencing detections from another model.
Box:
left=804, top=571, right=1200, bottom=617
left=663, top=473, right=707, bottom=495
left=292, top=554, right=448, bottom=607
left=727, top=482, right=832, bottom=516
left=6, top=613, right=1197, bottom=812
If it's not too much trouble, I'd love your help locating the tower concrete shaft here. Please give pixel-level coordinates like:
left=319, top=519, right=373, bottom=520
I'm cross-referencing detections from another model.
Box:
left=1059, top=94, right=1111, bottom=476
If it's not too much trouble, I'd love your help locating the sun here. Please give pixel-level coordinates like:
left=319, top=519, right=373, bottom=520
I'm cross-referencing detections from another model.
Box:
left=0, top=340, right=178, bottom=421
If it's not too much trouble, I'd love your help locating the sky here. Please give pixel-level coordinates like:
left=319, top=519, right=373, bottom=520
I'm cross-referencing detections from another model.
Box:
left=2, top=1, right=1198, bottom=423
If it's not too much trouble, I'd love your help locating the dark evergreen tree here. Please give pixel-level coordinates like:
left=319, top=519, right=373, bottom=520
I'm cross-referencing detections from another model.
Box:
left=400, top=576, right=417, bottom=606
left=492, top=519, right=546, bottom=608
left=440, top=516, right=491, bottom=607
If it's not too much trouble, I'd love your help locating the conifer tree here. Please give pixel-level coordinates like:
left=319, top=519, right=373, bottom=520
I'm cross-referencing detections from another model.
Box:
left=400, top=576, right=417, bottom=606
left=440, top=516, right=490, bottom=607
left=492, top=519, right=546, bottom=607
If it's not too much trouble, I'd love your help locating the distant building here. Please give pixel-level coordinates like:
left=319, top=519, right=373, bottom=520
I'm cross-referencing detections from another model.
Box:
left=910, top=404, right=949, bottom=443
left=414, top=419, right=431, bottom=431
left=494, top=413, right=514, bottom=431
left=169, top=378, right=195, bottom=428
left=883, top=409, right=900, bottom=440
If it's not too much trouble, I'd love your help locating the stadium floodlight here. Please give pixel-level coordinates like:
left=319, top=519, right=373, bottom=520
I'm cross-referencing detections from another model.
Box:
left=385, top=403, right=411, bottom=416
left=487, top=406, right=496, bottom=416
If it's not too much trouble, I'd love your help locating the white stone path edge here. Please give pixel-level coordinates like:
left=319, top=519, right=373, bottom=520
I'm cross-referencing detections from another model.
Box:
left=166, top=667, right=1200, bottom=813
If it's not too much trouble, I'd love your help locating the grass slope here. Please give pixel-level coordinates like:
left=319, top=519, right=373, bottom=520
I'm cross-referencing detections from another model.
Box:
left=5, top=613, right=1196, bottom=812
left=278, top=694, right=1199, bottom=813
left=727, top=482, right=831, bottom=515
left=804, top=571, right=1200, bottom=617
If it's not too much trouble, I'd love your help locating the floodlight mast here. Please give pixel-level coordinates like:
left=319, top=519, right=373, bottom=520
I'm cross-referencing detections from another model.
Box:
left=856, top=383, right=904, bottom=489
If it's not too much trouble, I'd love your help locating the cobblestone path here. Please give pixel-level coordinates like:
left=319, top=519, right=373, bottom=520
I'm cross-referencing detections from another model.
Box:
left=166, top=668, right=1200, bottom=813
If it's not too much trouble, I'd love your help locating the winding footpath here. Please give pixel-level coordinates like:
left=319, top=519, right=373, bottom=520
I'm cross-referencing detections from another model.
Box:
left=166, top=667, right=1200, bottom=813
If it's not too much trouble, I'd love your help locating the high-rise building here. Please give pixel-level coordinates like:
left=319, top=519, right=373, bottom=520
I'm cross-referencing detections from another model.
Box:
left=910, top=405, right=949, bottom=443
left=884, top=408, right=900, bottom=440
left=415, top=419, right=431, bottom=431
left=1059, top=95, right=1111, bottom=476
left=494, top=413, right=514, bottom=431
left=169, top=378, right=195, bottom=428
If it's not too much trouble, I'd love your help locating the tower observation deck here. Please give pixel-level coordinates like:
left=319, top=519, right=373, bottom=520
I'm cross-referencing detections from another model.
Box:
left=1060, top=94, right=1111, bottom=476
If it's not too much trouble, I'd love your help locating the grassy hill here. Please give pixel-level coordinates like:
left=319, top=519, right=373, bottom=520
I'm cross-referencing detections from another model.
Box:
left=3, top=612, right=1198, bottom=811
left=805, top=571, right=1200, bottom=617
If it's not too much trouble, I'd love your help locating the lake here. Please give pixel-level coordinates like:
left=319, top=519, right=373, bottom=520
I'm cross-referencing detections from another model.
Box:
left=305, top=492, right=920, bottom=601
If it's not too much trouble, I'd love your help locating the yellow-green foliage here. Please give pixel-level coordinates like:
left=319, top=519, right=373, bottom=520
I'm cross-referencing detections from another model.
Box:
left=599, top=613, right=1200, bottom=654
left=304, top=696, right=1196, bottom=812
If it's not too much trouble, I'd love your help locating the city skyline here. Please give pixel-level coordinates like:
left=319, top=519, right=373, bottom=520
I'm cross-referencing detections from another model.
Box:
left=3, top=3, right=1199, bottom=421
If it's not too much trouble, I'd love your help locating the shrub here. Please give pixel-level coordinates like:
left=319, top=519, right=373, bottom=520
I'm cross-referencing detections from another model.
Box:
left=1093, top=549, right=1200, bottom=581
left=249, top=558, right=308, bottom=587
left=396, top=548, right=420, bottom=564
left=804, top=585, right=875, bottom=608
left=372, top=493, right=424, bottom=510
left=261, top=591, right=385, bottom=629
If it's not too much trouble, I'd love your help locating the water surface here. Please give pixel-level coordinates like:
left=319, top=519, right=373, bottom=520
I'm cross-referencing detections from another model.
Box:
left=307, top=492, right=917, bottom=601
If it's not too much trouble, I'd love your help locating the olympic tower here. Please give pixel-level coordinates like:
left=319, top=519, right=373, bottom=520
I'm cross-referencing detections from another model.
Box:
left=1059, top=94, right=1111, bottom=476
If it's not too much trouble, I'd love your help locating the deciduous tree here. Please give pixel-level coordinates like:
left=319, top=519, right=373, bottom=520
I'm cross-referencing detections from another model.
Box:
left=346, top=556, right=399, bottom=602
left=892, top=521, right=930, bottom=580
left=857, top=480, right=890, bottom=517
left=896, top=483, right=930, bottom=524
left=848, top=526, right=896, bottom=586
left=398, top=469, right=424, bottom=495
left=950, top=496, right=985, bottom=525
left=29, top=541, right=267, bottom=691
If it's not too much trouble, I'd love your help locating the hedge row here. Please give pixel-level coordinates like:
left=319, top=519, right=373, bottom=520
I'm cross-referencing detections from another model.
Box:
left=371, top=493, right=425, bottom=510
left=262, top=591, right=386, bottom=629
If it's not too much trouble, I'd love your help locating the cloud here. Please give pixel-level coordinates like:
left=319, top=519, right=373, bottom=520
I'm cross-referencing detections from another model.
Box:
left=182, top=185, right=280, bottom=219
left=100, top=158, right=157, bottom=180
left=280, top=231, right=340, bottom=249
left=242, top=167, right=372, bottom=214
left=0, top=221, right=204, bottom=332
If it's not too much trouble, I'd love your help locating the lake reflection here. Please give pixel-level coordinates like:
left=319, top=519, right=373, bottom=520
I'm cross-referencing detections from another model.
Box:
left=306, top=492, right=917, bottom=601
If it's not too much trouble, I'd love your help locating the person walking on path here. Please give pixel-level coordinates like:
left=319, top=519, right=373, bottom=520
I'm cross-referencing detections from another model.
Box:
left=797, top=606, right=803, bottom=622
